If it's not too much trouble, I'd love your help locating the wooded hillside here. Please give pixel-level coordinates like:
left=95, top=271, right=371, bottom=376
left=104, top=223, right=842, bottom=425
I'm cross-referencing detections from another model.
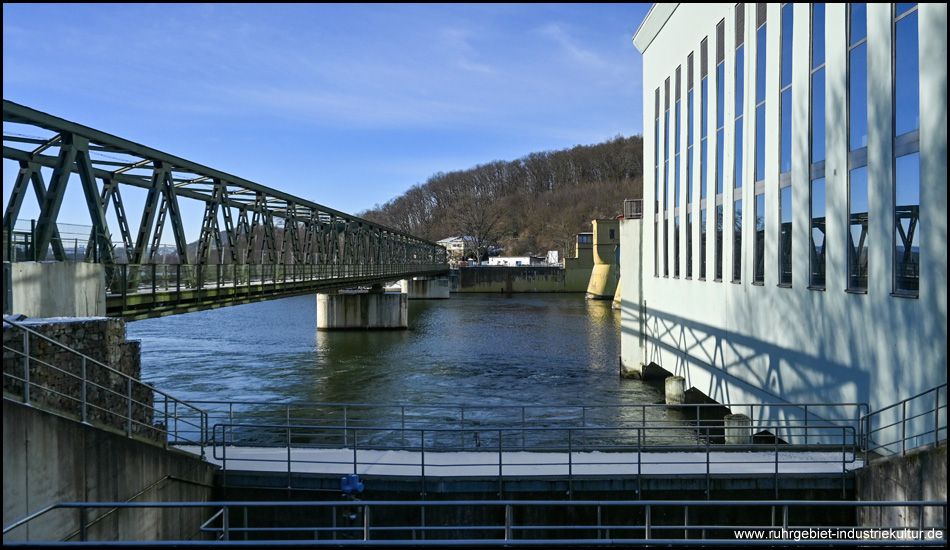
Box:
left=359, top=135, right=643, bottom=260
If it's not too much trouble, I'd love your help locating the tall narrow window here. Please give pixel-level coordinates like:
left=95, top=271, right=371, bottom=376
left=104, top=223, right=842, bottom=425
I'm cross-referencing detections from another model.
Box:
left=687, top=52, right=695, bottom=279
left=755, top=193, right=765, bottom=282
left=894, top=3, right=919, bottom=295
left=715, top=19, right=725, bottom=281
left=675, top=66, right=682, bottom=278
left=655, top=87, right=660, bottom=277
left=848, top=4, right=868, bottom=291
left=778, top=3, right=793, bottom=287
left=753, top=3, right=766, bottom=284
left=809, top=3, right=827, bottom=289
left=664, top=77, right=671, bottom=277
left=733, top=4, right=745, bottom=282
left=700, top=38, right=709, bottom=280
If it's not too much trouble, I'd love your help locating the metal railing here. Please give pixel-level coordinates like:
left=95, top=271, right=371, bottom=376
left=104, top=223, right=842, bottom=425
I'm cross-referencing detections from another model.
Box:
left=3, top=220, right=102, bottom=263
left=168, top=399, right=869, bottom=450
left=5, top=499, right=946, bottom=545
left=623, top=199, right=643, bottom=220
left=104, top=262, right=446, bottom=318
left=207, top=422, right=860, bottom=497
left=2, top=316, right=208, bottom=451
left=106, top=262, right=444, bottom=296
left=862, top=383, right=947, bottom=457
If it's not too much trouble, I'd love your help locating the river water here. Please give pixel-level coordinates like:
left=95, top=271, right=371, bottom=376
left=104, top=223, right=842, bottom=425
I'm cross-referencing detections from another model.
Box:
left=127, top=293, right=665, bottom=409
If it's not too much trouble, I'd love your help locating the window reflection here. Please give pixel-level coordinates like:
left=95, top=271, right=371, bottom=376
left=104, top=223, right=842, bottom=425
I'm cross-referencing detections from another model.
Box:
left=849, top=167, right=869, bottom=291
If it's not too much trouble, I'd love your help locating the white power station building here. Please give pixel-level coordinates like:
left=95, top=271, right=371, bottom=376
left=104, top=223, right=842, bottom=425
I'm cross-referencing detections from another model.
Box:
left=621, top=3, right=946, bottom=439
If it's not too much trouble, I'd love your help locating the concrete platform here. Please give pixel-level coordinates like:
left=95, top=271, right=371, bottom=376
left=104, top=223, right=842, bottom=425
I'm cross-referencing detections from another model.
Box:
left=176, top=446, right=862, bottom=477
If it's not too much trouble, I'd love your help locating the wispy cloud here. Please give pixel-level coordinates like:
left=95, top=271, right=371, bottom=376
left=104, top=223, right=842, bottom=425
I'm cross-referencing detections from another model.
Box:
left=538, top=23, right=610, bottom=71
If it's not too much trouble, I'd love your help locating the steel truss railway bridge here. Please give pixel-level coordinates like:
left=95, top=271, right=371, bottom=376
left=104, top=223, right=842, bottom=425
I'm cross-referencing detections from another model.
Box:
left=3, top=100, right=448, bottom=320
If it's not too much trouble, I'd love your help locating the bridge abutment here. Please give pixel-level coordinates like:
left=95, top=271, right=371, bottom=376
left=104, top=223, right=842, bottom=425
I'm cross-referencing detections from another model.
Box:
left=6, top=262, right=106, bottom=318
left=400, top=276, right=450, bottom=299
left=316, top=288, right=408, bottom=330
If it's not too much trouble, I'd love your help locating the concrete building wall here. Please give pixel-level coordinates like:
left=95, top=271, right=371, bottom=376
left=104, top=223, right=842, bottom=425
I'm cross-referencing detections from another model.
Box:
left=3, top=400, right=217, bottom=543
left=9, top=262, right=106, bottom=318
left=626, top=4, right=947, bottom=431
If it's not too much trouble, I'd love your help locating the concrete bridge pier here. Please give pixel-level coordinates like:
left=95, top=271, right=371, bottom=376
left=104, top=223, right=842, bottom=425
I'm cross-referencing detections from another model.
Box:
left=400, top=276, right=450, bottom=299
left=316, top=286, right=408, bottom=330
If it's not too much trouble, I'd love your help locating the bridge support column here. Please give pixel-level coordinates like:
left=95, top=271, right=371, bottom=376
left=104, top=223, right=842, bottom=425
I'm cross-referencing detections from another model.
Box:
left=400, top=276, right=450, bottom=299
left=7, top=261, right=106, bottom=318
left=316, top=288, right=408, bottom=330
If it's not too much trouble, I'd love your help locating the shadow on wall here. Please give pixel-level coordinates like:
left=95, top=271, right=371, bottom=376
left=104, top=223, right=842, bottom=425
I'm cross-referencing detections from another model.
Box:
left=620, top=298, right=870, bottom=427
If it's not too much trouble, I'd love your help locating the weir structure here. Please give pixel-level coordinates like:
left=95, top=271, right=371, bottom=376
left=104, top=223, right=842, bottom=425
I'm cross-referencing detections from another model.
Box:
left=3, top=315, right=946, bottom=544
left=2, top=100, right=449, bottom=321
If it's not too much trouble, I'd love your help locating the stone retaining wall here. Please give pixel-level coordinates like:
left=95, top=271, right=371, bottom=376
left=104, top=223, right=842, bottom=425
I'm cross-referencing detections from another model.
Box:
left=2, top=318, right=158, bottom=441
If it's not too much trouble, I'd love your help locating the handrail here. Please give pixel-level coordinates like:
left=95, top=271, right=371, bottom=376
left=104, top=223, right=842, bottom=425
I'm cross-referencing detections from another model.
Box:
left=6, top=499, right=946, bottom=545
left=165, top=399, right=870, bottom=450
left=862, top=383, right=947, bottom=457
left=205, top=421, right=860, bottom=498
left=2, top=316, right=208, bottom=451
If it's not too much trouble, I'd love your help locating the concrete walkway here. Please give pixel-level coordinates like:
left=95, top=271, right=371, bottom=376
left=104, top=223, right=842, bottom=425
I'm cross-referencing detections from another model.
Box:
left=175, top=446, right=862, bottom=477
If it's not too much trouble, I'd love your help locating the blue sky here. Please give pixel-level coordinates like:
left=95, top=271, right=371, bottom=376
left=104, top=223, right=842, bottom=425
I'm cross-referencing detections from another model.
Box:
left=3, top=3, right=651, bottom=232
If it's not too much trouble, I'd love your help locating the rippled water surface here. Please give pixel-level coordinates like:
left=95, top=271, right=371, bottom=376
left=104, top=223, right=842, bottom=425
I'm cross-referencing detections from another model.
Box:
left=128, top=293, right=665, bottom=410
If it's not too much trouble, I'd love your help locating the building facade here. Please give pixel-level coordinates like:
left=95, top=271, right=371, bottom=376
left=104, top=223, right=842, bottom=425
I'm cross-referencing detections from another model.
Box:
left=622, top=3, right=946, bottom=429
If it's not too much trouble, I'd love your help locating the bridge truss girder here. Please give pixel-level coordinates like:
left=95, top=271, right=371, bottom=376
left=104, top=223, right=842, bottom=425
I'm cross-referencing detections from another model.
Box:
left=3, top=100, right=447, bottom=270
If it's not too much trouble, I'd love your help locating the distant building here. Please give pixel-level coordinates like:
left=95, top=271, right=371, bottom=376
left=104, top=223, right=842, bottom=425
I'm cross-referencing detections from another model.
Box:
left=621, top=4, right=946, bottom=438
left=437, top=236, right=476, bottom=260
left=587, top=219, right=620, bottom=299
left=487, top=256, right=544, bottom=267
left=564, top=231, right=595, bottom=291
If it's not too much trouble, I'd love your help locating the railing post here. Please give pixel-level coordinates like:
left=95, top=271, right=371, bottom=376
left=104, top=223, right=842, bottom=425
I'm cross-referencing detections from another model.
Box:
left=126, top=377, right=133, bottom=437
left=22, top=331, right=30, bottom=404
left=705, top=427, right=711, bottom=499
left=504, top=504, right=512, bottom=541
left=163, top=395, right=169, bottom=450
left=567, top=428, right=573, bottom=498
left=121, top=264, right=128, bottom=311
left=222, top=506, right=230, bottom=541
left=202, top=410, right=208, bottom=458
left=353, top=429, right=358, bottom=475
left=287, top=424, right=292, bottom=489
left=901, top=401, right=908, bottom=455
left=936, top=389, right=942, bottom=447
left=498, top=429, right=503, bottom=498
left=774, top=427, right=780, bottom=499
left=362, top=504, right=370, bottom=541
left=805, top=405, right=808, bottom=446
left=81, top=357, right=87, bottom=422
left=645, top=504, right=651, bottom=540
left=420, top=429, right=426, bottom=497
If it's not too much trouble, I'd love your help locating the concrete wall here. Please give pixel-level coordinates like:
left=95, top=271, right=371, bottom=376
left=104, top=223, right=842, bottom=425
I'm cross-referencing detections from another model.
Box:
left=453, top=266, right=578, bottom=293
left=625, top=4, right=948, bottom=432
left=8, top=262, right=106, bottom=318
left=856, top=446, right=947, bottom=530
left=2, top=400, right=217, bottom=543
left=401, top=277, right=450, bottom=299
left=316, top=292, right=408, bottom=329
